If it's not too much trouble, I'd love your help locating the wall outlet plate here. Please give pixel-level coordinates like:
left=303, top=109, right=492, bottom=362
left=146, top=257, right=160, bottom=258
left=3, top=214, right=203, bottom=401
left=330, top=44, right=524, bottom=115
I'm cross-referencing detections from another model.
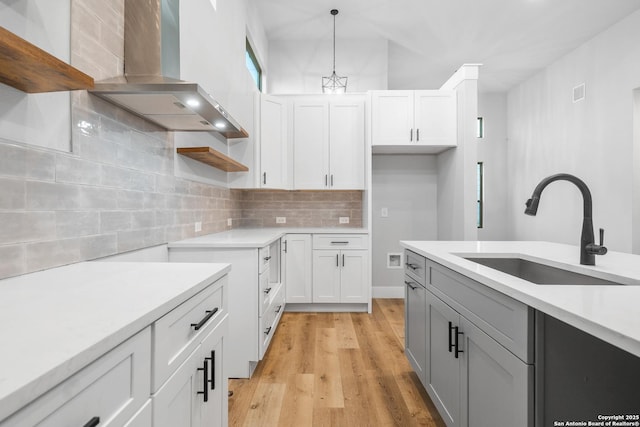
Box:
left=339, top=217, right=350, bottom=224
left=195, top=221, right=202, bottom=232
left=381, top=207, right=388, bottom=217
left=227, top=218, right=232, bottom=226
left=276, top=217, right=286, bottom=224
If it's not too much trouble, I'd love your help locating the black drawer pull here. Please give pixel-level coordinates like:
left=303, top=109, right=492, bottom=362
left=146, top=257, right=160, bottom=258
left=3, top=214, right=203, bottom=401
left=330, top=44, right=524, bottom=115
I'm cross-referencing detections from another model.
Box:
left=263, top=287, right=272, bottom=294
left=275, top=305, right=283, bottom=313
left=206, top=350, right=216, bottom=390
left=264, top=256, right=272, bottom=261
left=331, top=241, right=349, bottom=244
left=405, top=263, right=419, bottom=270
left=404, top=280, right=417, bottom=290
left=448, top=322, right=455, bottom=353
left=264, top=326, right=272, bottom=335
left=83, top=417, right=100, bottom=427
left=455, top=328, right=464, bottom=359
left=197, top=359, right=209, bottom=402
left=191, top=307, right=219, bottom=331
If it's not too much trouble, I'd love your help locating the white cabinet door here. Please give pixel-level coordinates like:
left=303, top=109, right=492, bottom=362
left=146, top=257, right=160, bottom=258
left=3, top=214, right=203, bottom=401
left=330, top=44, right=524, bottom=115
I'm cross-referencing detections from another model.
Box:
left=153, top=346, right=203, bottom=427
left=329, top=100, right=365, bottom=189
left=312, top=250, right=341, bottom=303
left=460, top=317, right=532, bottom=427
left=293, top=100, right=329, bottom=189
left=371, top=91, right=414, bottom=146
left=426, top=292, right=461, bottom=427
left=339, top=249, right=368, bottom=303
left=414, top=90, right=457, bottom=147
left=284, top=234, right=312, bottom=303
left=260, top=95, right=289, bottom=189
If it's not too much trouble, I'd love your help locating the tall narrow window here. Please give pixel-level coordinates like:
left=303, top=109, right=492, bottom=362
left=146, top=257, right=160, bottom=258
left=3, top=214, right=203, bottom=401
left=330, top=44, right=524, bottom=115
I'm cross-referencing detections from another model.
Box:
left=245, top=39, right=262, bottom=91
left=477, top=162, right=484, bottom=228
left=477, top=117, right=484, bottom=138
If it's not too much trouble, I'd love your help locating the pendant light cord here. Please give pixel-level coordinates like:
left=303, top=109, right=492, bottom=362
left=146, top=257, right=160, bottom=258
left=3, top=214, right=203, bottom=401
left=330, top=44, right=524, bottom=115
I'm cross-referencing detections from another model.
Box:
left=332, top=12, right=336, bottom=72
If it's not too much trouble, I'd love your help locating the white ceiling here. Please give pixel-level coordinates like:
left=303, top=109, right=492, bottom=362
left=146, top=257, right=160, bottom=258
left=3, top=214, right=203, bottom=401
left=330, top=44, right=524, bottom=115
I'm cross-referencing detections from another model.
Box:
left=249, top=0, right=640, bottom=92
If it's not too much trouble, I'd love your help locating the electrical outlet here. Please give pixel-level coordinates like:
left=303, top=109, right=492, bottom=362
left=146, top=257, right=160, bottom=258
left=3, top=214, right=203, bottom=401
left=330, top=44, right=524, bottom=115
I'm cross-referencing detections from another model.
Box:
left=195, top=221, right=202, bottom=232
left=276, top=217, right=286, bottom=224
left=381, top=207, right=388, bottom=217
left=339, top=217, right=350, bottom=224
left=227, top=218, right=232, bottom=227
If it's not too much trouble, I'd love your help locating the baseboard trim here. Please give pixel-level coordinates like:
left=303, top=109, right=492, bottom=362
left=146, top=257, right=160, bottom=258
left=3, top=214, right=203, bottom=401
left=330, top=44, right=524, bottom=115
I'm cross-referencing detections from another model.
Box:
left=285, top=303, right=368, bottom=313
left=372, top=286, right=404, bottom=298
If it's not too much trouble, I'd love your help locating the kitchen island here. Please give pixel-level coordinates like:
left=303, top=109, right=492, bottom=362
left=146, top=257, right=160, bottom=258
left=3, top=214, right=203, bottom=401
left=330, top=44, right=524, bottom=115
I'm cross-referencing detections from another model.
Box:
left=401, top=240, right=640, bottom=427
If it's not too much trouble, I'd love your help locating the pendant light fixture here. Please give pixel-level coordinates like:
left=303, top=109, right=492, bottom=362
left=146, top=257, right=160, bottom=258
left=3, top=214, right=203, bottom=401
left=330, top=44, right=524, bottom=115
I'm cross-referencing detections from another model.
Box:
left=322, top=9, right=347, bottom=94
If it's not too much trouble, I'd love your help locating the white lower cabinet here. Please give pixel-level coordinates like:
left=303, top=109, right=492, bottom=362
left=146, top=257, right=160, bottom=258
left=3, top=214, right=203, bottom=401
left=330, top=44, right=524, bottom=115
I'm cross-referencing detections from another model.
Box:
left=0, top=273, right=229, bottom=427
left=283, top=234, right=313, bottom=303
left=312, top=249, right=368, bottom=303
left=153, top=317, right=227, bottom=427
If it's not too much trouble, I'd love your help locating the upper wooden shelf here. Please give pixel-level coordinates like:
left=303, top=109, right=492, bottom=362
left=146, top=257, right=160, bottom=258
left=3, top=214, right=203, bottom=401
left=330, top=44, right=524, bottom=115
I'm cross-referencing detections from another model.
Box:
left=0, top=26, right=94, bottom=93
left=177, top=147, right=249, bottom=172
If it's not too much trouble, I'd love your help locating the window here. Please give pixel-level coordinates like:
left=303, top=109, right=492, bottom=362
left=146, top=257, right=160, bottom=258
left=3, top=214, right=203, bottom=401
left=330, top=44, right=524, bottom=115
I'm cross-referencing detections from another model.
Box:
left=477, top=117, right=484, bottom=138
left=477, top=162, right=484, bottom=228
left=245, top=39, right=262, bottom=91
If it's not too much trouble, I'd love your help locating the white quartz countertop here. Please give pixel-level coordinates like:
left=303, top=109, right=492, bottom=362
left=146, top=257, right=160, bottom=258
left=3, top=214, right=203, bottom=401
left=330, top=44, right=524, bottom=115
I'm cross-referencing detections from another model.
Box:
left=168, top=227, right=369, bottom=249
left=0, top=261, right=230, bottom=421
left=401, top=240, right=640, bottom=358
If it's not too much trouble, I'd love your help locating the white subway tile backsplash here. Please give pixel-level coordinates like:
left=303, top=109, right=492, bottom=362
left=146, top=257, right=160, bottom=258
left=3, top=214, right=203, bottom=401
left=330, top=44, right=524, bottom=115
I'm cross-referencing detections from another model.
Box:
left=0, top=212, right=56, bottom=244
left=26, top=181, right=82, bottom=211
left=56, top=211, right=100, bottom=239
left=100, top=211, right=132, bottom=233
left=0, top=143, right=56, bottom=181
left=55, top=154, right=102, bottom=185
left=0, top=178, right=25, bottom=210
left=0, top=245, right=26, bottom=278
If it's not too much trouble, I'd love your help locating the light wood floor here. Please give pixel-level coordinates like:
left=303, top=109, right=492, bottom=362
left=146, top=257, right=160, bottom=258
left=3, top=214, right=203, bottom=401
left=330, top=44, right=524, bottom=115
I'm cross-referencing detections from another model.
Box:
left=228, top=299, right=446, bottom=427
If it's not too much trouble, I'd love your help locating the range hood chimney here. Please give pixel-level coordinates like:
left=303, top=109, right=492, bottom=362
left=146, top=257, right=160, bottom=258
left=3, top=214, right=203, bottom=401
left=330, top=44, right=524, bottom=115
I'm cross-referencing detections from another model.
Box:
left=90, top=0, right=248, bottom=137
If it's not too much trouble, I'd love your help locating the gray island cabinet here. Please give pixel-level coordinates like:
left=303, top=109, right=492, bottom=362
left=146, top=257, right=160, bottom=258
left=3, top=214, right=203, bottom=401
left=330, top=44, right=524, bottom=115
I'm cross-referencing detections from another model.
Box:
left=405, top=249, right=533, bottom=427
left=402, top=241, right=640, bottom=427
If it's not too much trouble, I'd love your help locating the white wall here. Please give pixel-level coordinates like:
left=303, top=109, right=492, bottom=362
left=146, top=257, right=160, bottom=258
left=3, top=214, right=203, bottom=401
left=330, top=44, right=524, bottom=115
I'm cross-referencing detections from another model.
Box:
left=478, top=93, right=509, bottom=240
left=371, top=154, right=438, bottom=296
left=634, top=89, right=640, bottom=254
left=507, top=10, right=640, bottom=253
left=267, top=39, right=388, bottom=94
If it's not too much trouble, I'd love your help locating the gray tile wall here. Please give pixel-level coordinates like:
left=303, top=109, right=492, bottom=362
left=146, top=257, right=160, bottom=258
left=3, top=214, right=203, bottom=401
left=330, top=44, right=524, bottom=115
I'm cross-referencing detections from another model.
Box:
left=0, top=0, right=363, bottom=280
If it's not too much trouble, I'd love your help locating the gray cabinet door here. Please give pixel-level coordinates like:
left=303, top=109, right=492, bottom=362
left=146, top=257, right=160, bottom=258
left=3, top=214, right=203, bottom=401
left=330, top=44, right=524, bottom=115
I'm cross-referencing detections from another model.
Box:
left=426, top=291, right=461, bottom=427
left=405, top=277, right=427, bottom=385
left=460, top=317, right=532, bottom=427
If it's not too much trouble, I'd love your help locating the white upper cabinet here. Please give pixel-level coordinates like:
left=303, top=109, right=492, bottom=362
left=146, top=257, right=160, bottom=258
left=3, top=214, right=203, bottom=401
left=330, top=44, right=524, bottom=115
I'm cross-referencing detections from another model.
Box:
left=293, top=96, right=365, bottom=190
left=260, top=95, right=289, bottom=189
left=371, top=90, right=457, bottom=153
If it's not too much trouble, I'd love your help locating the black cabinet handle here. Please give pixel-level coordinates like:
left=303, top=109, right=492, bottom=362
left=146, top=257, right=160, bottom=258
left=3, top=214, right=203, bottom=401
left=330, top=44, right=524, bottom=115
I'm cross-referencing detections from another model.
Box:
left=342, top=254, right=345, bottom=267
left=325, top=174, right=328, bottom=187
left=455, top=328, right=464, bottom=358
left=417, top=128, right=420, bottom=141
left=264, top=256, right=272, bottom=261
left=448, top=321, right=455, bottom=353
left=263, top=287, right=272, bottom=294
left=206, top=350, right=216, bottom=390
left=83, top=417, right=100, bottom=427
left=410, top=128, right=413, bottom=141
left=336, top=254, right=339, bottom=267
left=404, top=280, right=417, bottom=290
left=197, top=359, right=209, bottom=402
left=263, top=172, right=267, bottom=185
left=275, top=305, right=283, bottom=313
left=330, top=174, right=334, bottom=187
left=191, top=307, right=219, bottom=331
left=331, top=241, right=349, bottom=244
left=265, top=326, right=272, bottom=335
left=405, top=263, right=419, bottom=270
left=283, top=240, right=287, bottom=253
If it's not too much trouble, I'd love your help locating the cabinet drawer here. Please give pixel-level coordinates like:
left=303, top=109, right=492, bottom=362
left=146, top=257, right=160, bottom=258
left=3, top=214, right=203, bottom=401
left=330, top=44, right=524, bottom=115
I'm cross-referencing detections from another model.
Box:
left=428, top=262, right=533, bottom=363
left=153, top=276, right=227, bottom=391
left=312, top=234, right=368, bottom=250
left=405, top=250, right=427, bottom=285
left=259, top=246, right=271, bottom=274
left=259, top=269, right=270, bottom=316
left=2, top=328, right=151, bottom=427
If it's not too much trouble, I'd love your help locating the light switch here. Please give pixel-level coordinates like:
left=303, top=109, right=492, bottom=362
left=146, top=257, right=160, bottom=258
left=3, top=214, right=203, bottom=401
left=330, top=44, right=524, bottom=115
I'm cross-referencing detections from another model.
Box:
left=195, top=221, right=202, bottom=232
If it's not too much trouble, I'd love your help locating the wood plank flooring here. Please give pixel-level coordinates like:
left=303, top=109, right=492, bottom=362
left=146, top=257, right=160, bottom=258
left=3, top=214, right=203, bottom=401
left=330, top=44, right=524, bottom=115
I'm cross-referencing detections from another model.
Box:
left=228, top=299, right=445, bottom=427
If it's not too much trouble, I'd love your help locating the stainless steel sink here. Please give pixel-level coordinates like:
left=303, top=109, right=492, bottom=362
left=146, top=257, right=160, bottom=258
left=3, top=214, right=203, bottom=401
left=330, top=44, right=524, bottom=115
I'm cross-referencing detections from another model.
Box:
left=462, top=257, right=621, bottom=285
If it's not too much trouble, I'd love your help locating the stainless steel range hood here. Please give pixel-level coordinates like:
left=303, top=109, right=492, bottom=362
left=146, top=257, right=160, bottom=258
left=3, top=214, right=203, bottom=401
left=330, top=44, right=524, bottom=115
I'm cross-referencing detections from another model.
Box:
left=90, top=0, right=248, bottom=137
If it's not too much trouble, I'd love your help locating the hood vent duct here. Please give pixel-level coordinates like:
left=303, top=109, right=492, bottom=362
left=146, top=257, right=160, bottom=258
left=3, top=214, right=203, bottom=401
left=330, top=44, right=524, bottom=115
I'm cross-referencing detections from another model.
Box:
left=89, top=0, right=247, bottom=137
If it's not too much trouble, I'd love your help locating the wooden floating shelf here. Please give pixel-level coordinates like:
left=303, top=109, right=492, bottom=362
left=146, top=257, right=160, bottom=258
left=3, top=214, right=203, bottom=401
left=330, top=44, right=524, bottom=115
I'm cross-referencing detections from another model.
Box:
left=177, top=147, right=249, bottom=172
left=0, top=26, right=94, bottom=93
